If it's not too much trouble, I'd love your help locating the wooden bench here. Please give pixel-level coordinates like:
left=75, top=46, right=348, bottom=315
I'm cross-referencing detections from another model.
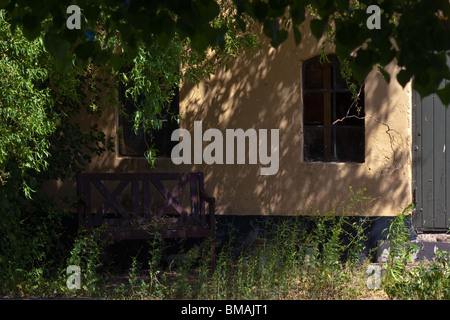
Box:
left=77, top=171, right=216, bottom=266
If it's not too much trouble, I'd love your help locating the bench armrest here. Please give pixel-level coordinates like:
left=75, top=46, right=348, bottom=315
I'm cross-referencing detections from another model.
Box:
left=200, top=189, right=215, bottom=204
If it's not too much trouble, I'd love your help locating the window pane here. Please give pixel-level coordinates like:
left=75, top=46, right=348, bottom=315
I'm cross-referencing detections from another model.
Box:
left=333, top=65, right=348, bottom=90
left=150, top=120, right=179, bottom=157
left=118, top=120, right=151, bottom=157
left=118, top=85, right=179, bottom=157
left=334, top=92, right=364, bottom=126
left=304, top=58, right=326, bottom=89
left=334, top=127, right=365, bottom=162
left=152, top=89, right=179, bottom=157
left=119, top=119, right=178, bottom=158
left=303, top=92, right=324, bottom=125
left=304, top=127, right=324, bottom=161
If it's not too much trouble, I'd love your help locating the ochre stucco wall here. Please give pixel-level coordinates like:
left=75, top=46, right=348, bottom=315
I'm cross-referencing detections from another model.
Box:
left=47, top=21, right=413, bottom=217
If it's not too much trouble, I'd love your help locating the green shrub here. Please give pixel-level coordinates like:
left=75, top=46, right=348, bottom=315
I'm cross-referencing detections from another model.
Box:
left=64, top=226, right=108, bottom=296
left=382, top=204, right=450, bottom=300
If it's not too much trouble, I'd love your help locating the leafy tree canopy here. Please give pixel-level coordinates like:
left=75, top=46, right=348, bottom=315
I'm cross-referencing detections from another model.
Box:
left=0, top=13, right=114, bottom=201
left=1, top=0, right=449, bottom=105
left=0, top=0, right=259, bottom=197
left=0, top=0, right=449, bottom=197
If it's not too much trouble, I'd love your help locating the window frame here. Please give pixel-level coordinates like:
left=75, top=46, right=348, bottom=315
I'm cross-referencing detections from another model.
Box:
left=116, top=82, right=180, bottom=159
left=302, top=54, right=365, bottom=163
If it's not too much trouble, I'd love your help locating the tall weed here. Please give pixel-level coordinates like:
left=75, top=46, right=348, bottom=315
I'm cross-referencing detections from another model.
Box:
left=382, top=204, right=450, bottom=299
left=64, top=226, right=107, bottom=296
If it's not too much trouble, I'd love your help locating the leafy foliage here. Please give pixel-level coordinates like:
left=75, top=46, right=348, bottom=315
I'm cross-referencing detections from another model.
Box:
left=0, top=0, right=449, bottom=299
left=0, top=11, right=113, bottom=294
left=0, top=11, right=113, bottom=193
left=1, top=0, right=449, bottom=104
left=384, top=250, right=450, bottom=300
left=0, top=15, right=55, bottom=197
left=0, top=1, right=259, bottom=294
left=382, top=204, right=417, bottom=290
left=382, top=204, right=450, bottom=300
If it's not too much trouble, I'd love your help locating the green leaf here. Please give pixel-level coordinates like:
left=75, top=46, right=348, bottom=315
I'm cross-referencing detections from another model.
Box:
left=92, top=48, right=111, bottom=66
left=263, top=18, right=279, bottom=42
left=263, top=18, right=288, bottom=48
left=55, top=40, right=71, bottom=64
left=75, top=41, right=99, bottom=61
left=22, top=13, right=41, bottom=41
left=397, top=69, right=412, bottom=88
left=354, top=49, right=375, bottom=67
left=437, top=84, right=450, bottom=107
left=335, top=43, right=352, bottom=61
left=335, top=21, right=360, bottom=47
left=349, top=59, right=372, bottom=84
left=310, top=18, right=328, bottom=39
left=335, top=0, right=350, bottom=11
left=290, top=5, right=305, bottom=25
left=273, top=29, right=288, bottom=48
left=194, top=0, right=220, bottom=21
left=0, top=0, right=9, bottom=9
left=293, top=27, right=302, bottom=45
left=252, top=1, right=268, bottom=22
left=235, top=15, right=246, bottom=32
left=379, top=67, right=391, bottom=83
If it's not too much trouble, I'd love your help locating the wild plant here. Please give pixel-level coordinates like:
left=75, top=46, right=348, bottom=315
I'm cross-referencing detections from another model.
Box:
left=146, top=235, right=167, bottom=299
left=382, top=204, right=418, bottom=297
left=299, top=187, right=373, bottom=299
left=65, top=225, right=107, bottom=295
left=127, top=254, right=149, bottom=299
left=382, top=204, right=450, bottom=299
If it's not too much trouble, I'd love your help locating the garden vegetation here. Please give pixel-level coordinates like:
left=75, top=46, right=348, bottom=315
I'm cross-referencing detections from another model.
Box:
left=1, top=1, right=450, bottom=299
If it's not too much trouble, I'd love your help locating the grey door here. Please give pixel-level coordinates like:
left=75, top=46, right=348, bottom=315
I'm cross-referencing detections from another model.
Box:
left=413, top=75, right=450, bottom=232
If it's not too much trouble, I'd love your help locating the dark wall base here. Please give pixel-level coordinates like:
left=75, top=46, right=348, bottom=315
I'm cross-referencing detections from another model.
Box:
left=214, top=215, right=417, bottom=262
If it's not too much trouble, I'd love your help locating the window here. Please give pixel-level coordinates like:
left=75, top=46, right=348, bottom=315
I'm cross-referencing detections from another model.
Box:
left=117, top=83, right=179, bottom=158
left=302, top=55, right=365, bottom=163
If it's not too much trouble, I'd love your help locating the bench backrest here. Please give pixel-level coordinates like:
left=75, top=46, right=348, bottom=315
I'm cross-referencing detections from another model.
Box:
left=77, top=172, right=208, bottom=227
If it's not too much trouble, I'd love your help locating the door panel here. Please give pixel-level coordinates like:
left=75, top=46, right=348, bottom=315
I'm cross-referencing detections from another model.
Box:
left=413, top=70, right=450, bottom=231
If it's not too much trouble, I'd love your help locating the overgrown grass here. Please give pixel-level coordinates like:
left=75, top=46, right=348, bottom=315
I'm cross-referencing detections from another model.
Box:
left=0, top=215, right=382, bottom=299
left=98, top=214, right=378, bottom=300
left=382, top=205, right=450, bottom=300
left=3, top=190, right=450, bottom=300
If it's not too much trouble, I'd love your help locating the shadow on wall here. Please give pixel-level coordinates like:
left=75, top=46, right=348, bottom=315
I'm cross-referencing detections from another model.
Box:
left=178, top=24, right=411, bottom=218
left=47, top=21, right=412, bottom=220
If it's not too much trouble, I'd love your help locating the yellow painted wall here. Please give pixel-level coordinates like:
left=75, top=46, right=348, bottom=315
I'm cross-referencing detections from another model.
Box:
left=47, top=21, right=413, bottom=217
